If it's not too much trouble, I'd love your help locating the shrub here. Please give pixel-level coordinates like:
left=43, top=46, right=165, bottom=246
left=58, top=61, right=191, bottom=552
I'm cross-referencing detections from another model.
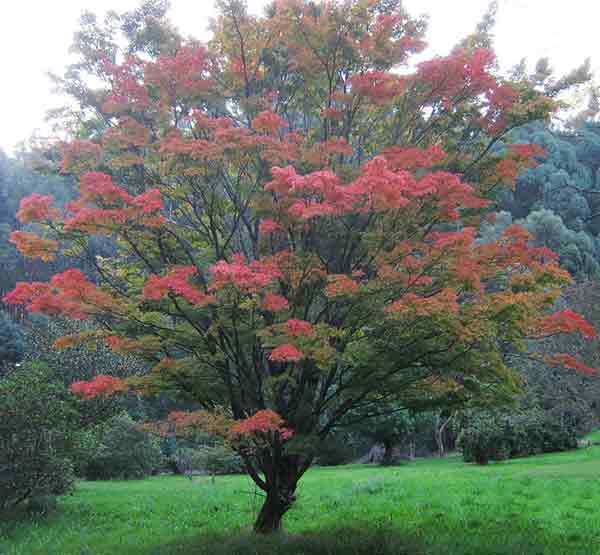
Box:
left=83, top=414, right=163, bottom=480
left=458, top=408, right=581, bottom=464
left=0, top=362, right=77, bottom=512
left=173, top=444, right=243, bottom=476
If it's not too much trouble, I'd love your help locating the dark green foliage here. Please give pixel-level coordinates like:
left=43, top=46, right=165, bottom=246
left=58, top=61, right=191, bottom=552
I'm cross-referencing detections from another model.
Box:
left=347, top=408, right=452, bottom=463
left=82, top=414, right=163, bottom=480
left=0, top=362, right=77, bottom=512
left=315, top=432, right=365, bottom=466
left=457, top=408, right=583, bottom=465
left=494, top=121, right=600, bottom=281
left=0, top=311, right=24, bottom=372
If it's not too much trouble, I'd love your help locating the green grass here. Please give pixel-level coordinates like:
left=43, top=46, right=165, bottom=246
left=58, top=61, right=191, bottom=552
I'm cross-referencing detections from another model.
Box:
left=3, top=440, right=600, bottom=555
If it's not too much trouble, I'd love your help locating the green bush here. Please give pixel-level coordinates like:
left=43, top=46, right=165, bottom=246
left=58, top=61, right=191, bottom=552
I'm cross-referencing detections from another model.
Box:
left=173, top=444, right=243, bottom=476
left=83, top=414, right=164, bottom=480
left=0, top=362, right=77, bottom=512
left=458, top=408, right=581, bottom=464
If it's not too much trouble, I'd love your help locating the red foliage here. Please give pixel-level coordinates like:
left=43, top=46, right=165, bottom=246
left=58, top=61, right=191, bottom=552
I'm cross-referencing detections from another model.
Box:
left=210, top=255, right=283, bottom=293
left=548, top=354, right=596, bottom=376
left=102, top=56, right=150, bottom=113
left=430, top=227, right=476, bottom=249
left=540, top=309, right=596, bottom=339
left=259, top=218, right=284, bottom=235
left=252, top=111, right=287, bottom=134
left=496, top=158, right=520, bottom=182
left=495, top=143, right=546, bottom=188
left=481, top=83, right=520, bottom=134
left=70, top=375, right=128, bottom=399
left=262, top=293, right=290, bottom=312
left=386, top=289, right=460, bottom=317
left=265, top=154, right=489, bottom=224
left=143, top=266, right=213, bottom=306
left=416, top=48, right=497, bottom=101
left=510, top=144, right=547, bottom=159
left=269, top=343, right=304, bottom=362
left=231, top=410, right=293, bottom=439
left=79, top=172, right=133, bottom=204
left=350, top=71, right=405, bottom=104
left=63, top=172, right=164, bottom=233
left=383, top=145, right=447, bottom=171
left=104, top=117, right=151, bottom=151
left=16, top=194, right=59, bottom=224
left=61, top=140, right=103, bottom=173
left=267, top=156, right=483, bottom=221
left=326, top=274, right=360, bottom=297
left=285, top=319, right=315, bottom=337
left=131, top=188, right=164, bottom=213
left=3, top=269, right=117, bottom=320
left=416, top=48, right=519, bottom=133
left=144, top=47, right=213, bottom=103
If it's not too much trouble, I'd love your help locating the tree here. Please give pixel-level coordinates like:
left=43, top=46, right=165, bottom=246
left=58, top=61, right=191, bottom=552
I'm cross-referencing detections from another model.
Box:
left=4, top=0, right=596, bottom=533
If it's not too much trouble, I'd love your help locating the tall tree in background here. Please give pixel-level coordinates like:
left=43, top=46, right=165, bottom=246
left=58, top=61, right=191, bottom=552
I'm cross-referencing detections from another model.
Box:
left=0, top=311, right=24, bottom=374
left=4, top=0, right=597, bottom=533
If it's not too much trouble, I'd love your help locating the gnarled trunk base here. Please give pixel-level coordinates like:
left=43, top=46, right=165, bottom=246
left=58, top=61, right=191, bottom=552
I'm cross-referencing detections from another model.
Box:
left=253, top=486, right=296, bottom=534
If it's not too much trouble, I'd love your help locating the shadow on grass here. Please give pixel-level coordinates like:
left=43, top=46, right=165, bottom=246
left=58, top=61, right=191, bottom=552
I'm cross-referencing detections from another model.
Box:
left=124, top=524, right=593, bottom=555
left=127, top=526, right=425, bottom=555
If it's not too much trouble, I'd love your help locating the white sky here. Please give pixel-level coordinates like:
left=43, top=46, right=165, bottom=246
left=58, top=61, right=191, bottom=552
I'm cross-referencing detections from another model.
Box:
left=0, top=0, right=596, bottom=154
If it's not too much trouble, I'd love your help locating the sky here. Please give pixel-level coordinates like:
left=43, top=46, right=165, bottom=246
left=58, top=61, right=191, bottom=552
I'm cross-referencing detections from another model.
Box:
left=0, top=0, right=596, bottom=154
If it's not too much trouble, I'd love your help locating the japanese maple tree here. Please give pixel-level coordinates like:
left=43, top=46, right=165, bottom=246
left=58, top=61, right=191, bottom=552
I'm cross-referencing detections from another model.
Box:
left=4, top=0, right=596, bottom=533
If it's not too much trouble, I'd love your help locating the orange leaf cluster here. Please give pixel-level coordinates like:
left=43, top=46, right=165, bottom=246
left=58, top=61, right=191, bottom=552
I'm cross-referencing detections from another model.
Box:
left=231, top=410, right=293, bottom=440
left=9, top=231, right=58, bottom=261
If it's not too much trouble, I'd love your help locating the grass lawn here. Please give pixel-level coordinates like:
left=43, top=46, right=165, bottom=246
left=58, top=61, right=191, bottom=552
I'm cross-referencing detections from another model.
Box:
left=3, top=442, right=600, bottom=555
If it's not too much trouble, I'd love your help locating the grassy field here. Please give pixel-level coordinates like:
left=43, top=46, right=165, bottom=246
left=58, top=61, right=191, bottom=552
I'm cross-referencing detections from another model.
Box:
left=3, top=443, right=600, bottom=555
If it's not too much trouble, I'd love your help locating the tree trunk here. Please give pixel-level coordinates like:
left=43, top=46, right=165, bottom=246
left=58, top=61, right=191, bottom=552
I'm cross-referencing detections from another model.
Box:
left=435, top=428, right=444, bottom=458
left=381, top=440, right=393, bottom=465
left=251, top=452, right=308, bottom=534
left=436, top=413, right=454, bottom=458
left=253, top=483, right=296, bottom=533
